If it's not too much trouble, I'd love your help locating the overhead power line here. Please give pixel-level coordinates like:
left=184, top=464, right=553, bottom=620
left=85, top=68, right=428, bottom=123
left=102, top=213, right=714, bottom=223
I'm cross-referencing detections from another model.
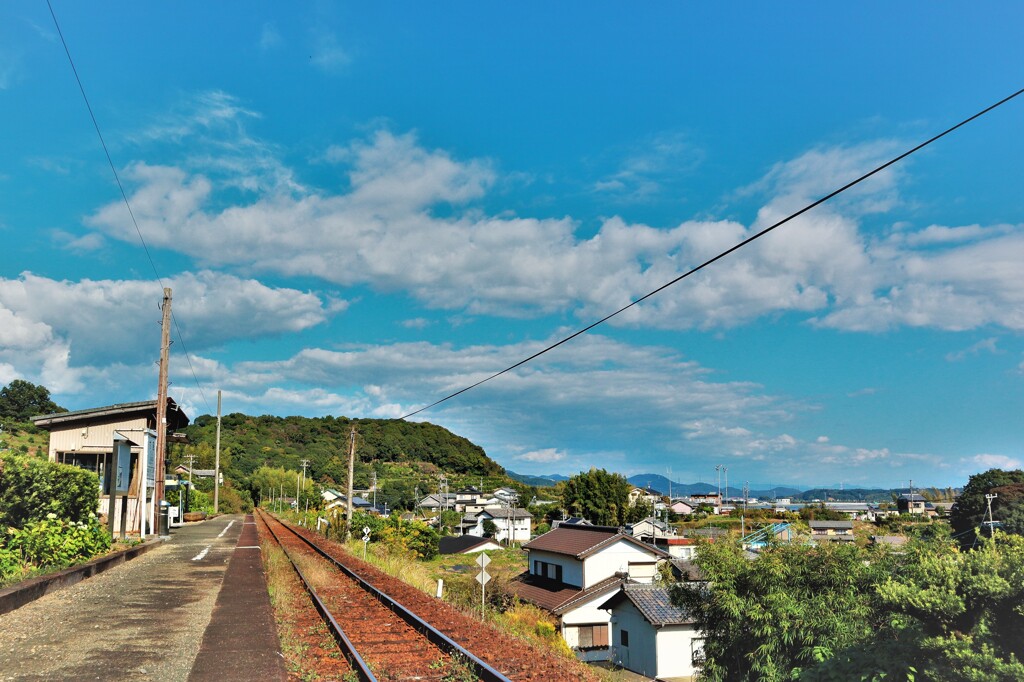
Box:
left=400, top=86, right=1024, bottom=420
left=48, top=0, right=211, bottom=414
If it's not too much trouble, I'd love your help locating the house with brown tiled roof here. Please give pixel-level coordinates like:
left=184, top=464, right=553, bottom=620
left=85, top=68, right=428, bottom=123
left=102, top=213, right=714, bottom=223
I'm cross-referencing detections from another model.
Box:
left=512, top=524, right=670, bottom=662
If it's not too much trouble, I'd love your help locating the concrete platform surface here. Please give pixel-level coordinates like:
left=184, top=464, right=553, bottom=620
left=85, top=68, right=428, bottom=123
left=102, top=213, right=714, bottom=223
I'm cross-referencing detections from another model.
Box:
left=0, top=513, right=284, bottom=682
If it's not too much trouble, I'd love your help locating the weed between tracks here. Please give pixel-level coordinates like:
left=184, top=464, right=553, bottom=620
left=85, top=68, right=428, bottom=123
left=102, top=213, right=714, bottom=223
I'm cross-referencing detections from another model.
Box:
left=261, top=525, right=351, bottom=681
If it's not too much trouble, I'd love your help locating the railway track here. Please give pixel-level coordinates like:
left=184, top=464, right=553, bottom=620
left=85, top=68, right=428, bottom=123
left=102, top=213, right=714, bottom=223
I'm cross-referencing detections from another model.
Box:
left=256, top=508, right=517, bottom=681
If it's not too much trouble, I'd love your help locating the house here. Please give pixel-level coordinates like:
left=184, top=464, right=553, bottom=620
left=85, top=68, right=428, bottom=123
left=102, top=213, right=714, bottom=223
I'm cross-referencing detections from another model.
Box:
left=669, top=500, right=695, bottom=516
left=321, top=488, right=377, bottom=513
left=656, top=537, right=697, bottom=560
left=492, top=487, right=520, bottom=504
left=554, top=517, right=592, bottom=527
left=627, top=516, right=675, bottom=542
left=467, top=507, right=533, bottom=544
left=822, top=502, right=873, bottom=520
left=897, top=494, right=928, bottom=515
left=628, top=486, right=663, bottom=507
left=809, top=520, right=855, bottom=542
left=512, top=524, right=670, bottom=661
left=32, top=399, right=189, bottom=538
left=689, top=492, right=721, bottom=511
left=173, top=465, right=223, bottom=484
left=439, top=535, right=502, bottom=555
left=417, top=493, right=458, bottom=511
left=599, top=583, right=702, bottom=679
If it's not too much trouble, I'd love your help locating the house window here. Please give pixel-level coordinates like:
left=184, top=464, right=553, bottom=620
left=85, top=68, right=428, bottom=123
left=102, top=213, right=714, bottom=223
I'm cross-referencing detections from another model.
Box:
left=620, top=629, right=629, bottom=647
left=574, top=624, right=609, bottom=649
left=534, top=560, right=563, bottom=583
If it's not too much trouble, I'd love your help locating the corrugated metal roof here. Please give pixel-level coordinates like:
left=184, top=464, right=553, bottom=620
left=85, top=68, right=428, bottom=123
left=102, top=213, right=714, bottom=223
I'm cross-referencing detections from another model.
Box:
left=31, top=398, right=189, bottom=429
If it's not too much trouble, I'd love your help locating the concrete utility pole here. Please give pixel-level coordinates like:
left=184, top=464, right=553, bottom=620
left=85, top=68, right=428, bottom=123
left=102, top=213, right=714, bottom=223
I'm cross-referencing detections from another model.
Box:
left=986, top=493, right=998, bottom=537
left=715, top=465, right=722, bottom=509
left=214, top=390, right=222, bottom=513
left=154, top=287, right=172, bottom=518
left=345, top=426, right=357, bottom=540
left=371, top=470, right=377, bottom=509
left=300, top=458, right=310, bottom=497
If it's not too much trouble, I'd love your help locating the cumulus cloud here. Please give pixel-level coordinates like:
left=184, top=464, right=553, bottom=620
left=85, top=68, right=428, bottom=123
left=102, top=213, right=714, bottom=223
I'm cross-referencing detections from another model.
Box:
left=83, top=98, right=1024, bottom=334
left=309, top=29, right=351, bottom=72
left=945, top=337, right=1000, bottom=362
left=0, top=271, right=342, bottom=371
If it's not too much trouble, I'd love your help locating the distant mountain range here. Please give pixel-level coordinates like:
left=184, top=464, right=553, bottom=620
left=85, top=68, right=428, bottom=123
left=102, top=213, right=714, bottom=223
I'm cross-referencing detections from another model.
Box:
left=508, top=470, right=911, bottom=502
left=505, top=470, right=569, bottom=487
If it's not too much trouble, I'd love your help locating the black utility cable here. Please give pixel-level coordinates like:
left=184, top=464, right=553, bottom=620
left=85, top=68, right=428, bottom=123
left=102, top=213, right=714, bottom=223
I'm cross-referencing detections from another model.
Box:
left=48, top=0, right=212, bottom=414
left=400, top=86, right=1024, bottom=420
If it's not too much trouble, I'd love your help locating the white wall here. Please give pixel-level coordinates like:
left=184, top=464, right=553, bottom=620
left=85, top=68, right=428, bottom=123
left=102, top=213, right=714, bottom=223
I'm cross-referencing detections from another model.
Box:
left=582, top=539, right=659, bottom=588
left=609, top=600, right=658, bottom=677
left=561, top=591, right=615, bottom=663
left=655, top=624, right=701, bottom=679
left=529, top=548, right=583, bottom=587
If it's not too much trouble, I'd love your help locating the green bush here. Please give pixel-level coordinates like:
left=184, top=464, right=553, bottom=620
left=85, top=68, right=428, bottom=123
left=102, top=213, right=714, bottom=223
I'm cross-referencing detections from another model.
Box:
left=5, top=514, right=111, bottom=572
left=0, top=452, right=101, bottom=528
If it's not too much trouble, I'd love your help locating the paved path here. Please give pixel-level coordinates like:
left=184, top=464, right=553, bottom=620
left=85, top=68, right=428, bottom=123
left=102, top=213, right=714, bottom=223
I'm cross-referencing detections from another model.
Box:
left=0, top=514, right=285, bottom=682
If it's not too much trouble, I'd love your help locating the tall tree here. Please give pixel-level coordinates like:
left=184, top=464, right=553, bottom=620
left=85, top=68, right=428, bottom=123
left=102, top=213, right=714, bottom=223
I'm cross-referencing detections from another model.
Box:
left=950, top=468, right=1024, bottom=547
left=0, top=380, right=65, bottom=421
left=560, top=468, right=631, bottom=526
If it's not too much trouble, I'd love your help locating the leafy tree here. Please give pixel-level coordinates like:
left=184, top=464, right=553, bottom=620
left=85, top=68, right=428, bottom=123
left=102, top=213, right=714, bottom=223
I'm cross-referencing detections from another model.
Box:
left=950, top=468, right=1024, bottom=547
left=670, top=540, right=898, bottom=681
left=560, top=468, right=631, bottom=526
left=0, top=380, right=65, bottom=421
left=482, top=519, right=498, bottom=537
left=805, top=533, right=1024, bottom=682
left=623, top=499, right=654, bottom=524
left=438, top=509, right=462, bottom=535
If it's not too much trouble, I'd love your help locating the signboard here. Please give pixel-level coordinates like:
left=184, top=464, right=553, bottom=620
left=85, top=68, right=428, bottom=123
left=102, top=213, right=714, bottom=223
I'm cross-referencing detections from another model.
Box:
left=144, top=429, right=157, bottom=487
left=475, top=569, right=491, bottom=586
left=114, top=439, right=132, bottom=494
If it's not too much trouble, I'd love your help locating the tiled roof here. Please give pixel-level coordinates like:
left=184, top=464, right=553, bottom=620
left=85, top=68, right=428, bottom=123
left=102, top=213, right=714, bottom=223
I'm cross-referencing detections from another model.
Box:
left=522, top=525, right=619, bottom=556
left=511, top=571, right=583, bottom=611
left=599, top=583, right=692, bottom=626
left=511, top=571, right=625, bottom=614
left=808, top=520, right=854, bottom=529
left=479, top=507, right=533, bottom=520
left=523, top=525, right=669, bottom=559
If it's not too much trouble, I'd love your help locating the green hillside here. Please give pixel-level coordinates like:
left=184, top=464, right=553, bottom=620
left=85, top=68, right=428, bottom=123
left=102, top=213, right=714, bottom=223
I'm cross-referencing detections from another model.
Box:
left=177, top=413, right=510, bottom=506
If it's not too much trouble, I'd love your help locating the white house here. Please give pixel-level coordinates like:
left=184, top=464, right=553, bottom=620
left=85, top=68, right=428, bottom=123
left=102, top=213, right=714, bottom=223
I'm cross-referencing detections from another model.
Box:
left=512, top=524, right=670, bottom=661
left=628, top=486, right=663, bottom=507
left=467, top=507, right=532, bottom=543
left=599, top=583, right=702, bottom=679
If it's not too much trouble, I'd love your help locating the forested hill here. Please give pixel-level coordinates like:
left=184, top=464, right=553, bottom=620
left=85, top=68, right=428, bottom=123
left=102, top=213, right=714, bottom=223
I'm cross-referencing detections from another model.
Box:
left=183, top=413, right=503, bottom=486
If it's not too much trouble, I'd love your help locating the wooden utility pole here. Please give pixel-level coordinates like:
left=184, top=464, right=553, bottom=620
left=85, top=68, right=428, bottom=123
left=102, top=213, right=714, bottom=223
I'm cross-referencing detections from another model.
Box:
left=154, top=288, right=172, bottom=518
left=214, top=390, right=222, bottom=513
left=345, top=426, right=357, bottom=540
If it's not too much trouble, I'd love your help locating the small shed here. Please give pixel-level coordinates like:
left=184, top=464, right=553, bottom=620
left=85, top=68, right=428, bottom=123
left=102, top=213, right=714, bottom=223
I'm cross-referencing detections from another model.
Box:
left=599, top=583, right=701, bottom=679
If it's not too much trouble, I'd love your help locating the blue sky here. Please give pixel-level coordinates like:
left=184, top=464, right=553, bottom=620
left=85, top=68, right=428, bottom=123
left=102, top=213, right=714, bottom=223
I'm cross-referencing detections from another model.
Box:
left=2, top=3, right=1022, bottom=489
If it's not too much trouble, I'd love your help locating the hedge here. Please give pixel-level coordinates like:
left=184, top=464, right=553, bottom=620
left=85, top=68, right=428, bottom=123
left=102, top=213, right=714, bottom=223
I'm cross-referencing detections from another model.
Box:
left=0, top=452, right=100, bottom=528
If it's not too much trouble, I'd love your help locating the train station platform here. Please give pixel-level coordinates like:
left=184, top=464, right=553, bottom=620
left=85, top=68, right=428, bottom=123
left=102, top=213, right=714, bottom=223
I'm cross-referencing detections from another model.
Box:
left=0, top=513, right=286, bottom=682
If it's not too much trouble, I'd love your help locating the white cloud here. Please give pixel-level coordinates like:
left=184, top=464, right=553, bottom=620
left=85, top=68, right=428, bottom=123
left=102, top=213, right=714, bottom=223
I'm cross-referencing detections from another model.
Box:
left=0, top=271, right=342, bottom=370
left=965, top=454, right=1022, bottom=471
left=517, top=448, right=567, bottom=463
left=945, top=337, right=999, bottom=362
left=309, top=29, right=351, bottom=73
left=85, top=109, right=1024, bottom=333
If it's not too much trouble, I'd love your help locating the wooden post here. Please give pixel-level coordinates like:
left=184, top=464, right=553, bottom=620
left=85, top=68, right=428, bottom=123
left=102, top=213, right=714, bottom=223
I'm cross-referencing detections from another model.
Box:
left=105, top=451, right=117, bottom=536
left=153, top=288, right=172, bottom=512
left=345, top=426, right=357, bottom=540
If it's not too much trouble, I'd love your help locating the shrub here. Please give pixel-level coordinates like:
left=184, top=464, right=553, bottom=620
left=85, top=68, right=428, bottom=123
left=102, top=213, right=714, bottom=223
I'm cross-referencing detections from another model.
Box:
left=0, top=452, right=101, bottom=528
left=6, top=514, right=111, bottom=571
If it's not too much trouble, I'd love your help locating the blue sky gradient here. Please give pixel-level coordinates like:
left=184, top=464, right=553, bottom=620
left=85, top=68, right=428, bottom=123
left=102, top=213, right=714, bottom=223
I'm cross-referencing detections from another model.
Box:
left=1, top=3, right=1022, bottom=488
